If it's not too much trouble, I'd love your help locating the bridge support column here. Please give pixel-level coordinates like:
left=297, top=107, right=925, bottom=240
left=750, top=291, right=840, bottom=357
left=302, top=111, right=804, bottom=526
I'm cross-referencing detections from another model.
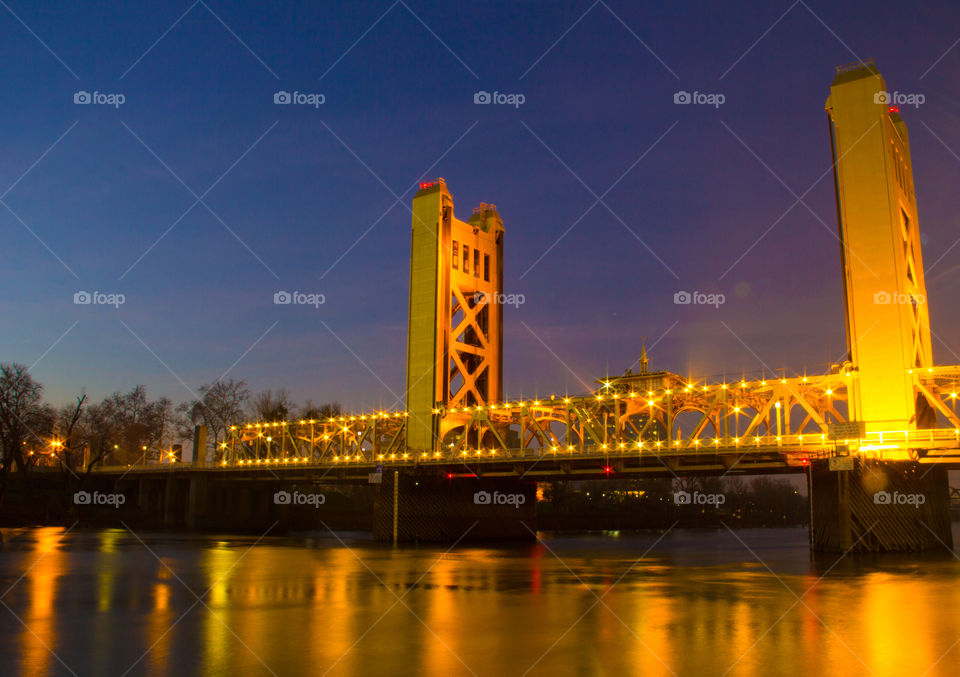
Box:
left=374, top=472, right=537, bottom=543
left=187, top=475, right=207, bottom=529
left=810, top=459, right=953, bottom=553
left=163, top=473, right=178, bottom=527
left=192, top=426, right=207, bottom=467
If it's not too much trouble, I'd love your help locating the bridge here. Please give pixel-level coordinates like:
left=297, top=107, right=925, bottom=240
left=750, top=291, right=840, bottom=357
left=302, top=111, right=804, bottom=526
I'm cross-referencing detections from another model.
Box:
left=216, top=366, right=960, bottom=473
left=87, top=60, right=960, bottom=553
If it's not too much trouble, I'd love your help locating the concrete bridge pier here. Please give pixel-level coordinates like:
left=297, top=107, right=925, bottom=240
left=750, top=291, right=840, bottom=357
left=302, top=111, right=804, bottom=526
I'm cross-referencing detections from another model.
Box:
left=187, top=475, right=207, bottom=529
left=810, top=459, right=953, bottom=553
left=137, top=478, right=150, bottom=513
left=374, top=471, right=537, bottom=543
left=163, top=473, right=178, bottom=527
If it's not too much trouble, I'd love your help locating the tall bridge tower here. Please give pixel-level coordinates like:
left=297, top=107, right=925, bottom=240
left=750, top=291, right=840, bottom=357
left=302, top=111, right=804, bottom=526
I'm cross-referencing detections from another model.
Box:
left=405, top=179, right=504, bottom=452
left=827, top=60, right=934, bottom=440
left=814, top=61, right=952, bottom=553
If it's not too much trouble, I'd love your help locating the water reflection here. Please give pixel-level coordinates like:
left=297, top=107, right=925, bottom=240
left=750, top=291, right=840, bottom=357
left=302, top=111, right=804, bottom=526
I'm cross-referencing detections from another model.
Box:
left=17, top=528, right=65, bottom=677
left=1, top=526, right=959, bottom=676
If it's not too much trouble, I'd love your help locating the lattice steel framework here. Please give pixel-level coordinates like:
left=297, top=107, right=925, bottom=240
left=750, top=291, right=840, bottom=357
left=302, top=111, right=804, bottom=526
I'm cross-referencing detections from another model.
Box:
left=221, top=367, right=960, bottom=469
left=214, top=65, right=960, bottom=472
left=405, top=179, right=504, bottom=453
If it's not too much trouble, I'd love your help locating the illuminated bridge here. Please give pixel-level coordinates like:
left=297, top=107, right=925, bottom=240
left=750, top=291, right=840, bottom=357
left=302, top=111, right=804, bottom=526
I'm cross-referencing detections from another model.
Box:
left=219, top=366, right=960, bottom=475
left=92, top=60, right=960, bottom=553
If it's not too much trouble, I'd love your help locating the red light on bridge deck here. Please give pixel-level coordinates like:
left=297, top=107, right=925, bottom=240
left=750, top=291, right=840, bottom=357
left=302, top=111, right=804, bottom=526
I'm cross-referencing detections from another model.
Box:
left=888, top=105, right=899, bottom=114
left=799, top=458, right=810, bottom=466
left=446, top=472, right=454, bottom=479
left=602, top=465, right=613, bottom=475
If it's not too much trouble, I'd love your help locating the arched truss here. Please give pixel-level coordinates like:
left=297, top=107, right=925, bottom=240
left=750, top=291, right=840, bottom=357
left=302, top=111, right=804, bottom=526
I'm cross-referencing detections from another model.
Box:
left=219, top=368, right=960, bottom=469
left=226, top=413, right=407, bottom=467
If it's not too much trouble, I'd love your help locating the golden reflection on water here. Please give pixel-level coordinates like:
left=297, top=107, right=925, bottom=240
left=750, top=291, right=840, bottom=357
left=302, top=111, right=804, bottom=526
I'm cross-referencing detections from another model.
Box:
left=5, top=529, right=960, bottom=676
left=200, top=545, right=236, bottom=675
left=421, top=555, right=461, bottom=676
left=17, top=528, right=64, bottom=677
left=147, top=581, right=172, bottom=676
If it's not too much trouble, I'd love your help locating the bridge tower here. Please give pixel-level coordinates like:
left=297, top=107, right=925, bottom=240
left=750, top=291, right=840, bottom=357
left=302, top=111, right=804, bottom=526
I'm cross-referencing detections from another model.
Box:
left=826, top=59, right=934, bottom=443
left=814, top=61, right=953, bottom=553
left=405, top=178, right=504, bottom=453
left=378, top=180, right=523, bottom=543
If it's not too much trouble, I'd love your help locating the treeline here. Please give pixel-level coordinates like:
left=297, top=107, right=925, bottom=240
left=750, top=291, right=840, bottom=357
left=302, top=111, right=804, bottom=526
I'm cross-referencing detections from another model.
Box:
left=0, top=362, right=340, bottom=478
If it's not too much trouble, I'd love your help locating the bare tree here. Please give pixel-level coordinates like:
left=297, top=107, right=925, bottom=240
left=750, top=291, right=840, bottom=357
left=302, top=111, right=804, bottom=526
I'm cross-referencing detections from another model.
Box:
left=178, top=379, right=249, bottom=462
left=21, top=403, right=55, bottom=471
left=251, top=388, right=293, bottom=422
left=300, top=400, right=341, bottom=420
left=0, top=363, right=49, bottom=480
left=83, top=386, right=172, bottom=469
left=52, top=393, right=87, bottom=472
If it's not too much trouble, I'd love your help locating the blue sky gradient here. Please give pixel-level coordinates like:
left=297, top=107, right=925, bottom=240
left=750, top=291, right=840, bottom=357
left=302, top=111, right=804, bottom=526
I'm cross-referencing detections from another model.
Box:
left=2, top=0, right=959, bottom=410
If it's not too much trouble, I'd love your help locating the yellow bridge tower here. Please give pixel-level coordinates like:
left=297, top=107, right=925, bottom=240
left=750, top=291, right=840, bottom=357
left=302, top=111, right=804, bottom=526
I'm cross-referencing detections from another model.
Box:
left=827, top=59, right=934, bottom=443
left=405, top=179, right=504, bottom=453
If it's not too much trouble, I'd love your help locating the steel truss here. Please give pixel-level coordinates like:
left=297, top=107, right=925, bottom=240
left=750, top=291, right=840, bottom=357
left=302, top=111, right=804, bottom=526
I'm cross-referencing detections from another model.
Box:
left=221, top=367, right=960, bottom=469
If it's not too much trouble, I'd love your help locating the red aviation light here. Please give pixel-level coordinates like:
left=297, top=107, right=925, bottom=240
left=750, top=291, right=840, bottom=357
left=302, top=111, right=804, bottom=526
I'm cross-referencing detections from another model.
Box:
left=419, top=178, right=444, bottom=190
left=888, top=105, right=899, bottom=114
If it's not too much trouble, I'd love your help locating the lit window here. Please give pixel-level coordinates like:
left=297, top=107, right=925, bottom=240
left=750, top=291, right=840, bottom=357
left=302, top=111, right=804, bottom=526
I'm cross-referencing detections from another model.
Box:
left=452, top=241, right=458, bottom=269
left=463, top=245, right=469, bottom=273
left=474, top=249, right=480, bottom=277
left=484, top=254, right=490, bottom=281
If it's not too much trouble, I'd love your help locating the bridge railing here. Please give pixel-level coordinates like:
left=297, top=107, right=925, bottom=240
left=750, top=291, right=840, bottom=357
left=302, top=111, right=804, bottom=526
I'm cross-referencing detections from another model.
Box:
left=209, top=429, right=960, bottom=470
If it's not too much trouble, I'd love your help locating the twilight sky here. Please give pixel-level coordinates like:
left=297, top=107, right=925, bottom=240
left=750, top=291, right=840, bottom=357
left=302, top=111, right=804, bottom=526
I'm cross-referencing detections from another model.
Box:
left=2, top=0, right=959, bottom=412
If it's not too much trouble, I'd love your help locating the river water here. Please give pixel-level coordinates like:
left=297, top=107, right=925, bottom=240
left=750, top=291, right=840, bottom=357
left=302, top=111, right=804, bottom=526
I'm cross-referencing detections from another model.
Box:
left=1, top=525, right=959, bottom=677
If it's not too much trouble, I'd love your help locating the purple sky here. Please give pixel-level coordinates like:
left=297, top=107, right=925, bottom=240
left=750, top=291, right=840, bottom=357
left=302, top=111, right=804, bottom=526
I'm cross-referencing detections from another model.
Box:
left=1, top=0, right=959, bottom=412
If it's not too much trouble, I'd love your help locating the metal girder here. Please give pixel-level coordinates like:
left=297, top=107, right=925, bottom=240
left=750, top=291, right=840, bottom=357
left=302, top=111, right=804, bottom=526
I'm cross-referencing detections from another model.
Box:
left=213, top=366, right=960, bottom=471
